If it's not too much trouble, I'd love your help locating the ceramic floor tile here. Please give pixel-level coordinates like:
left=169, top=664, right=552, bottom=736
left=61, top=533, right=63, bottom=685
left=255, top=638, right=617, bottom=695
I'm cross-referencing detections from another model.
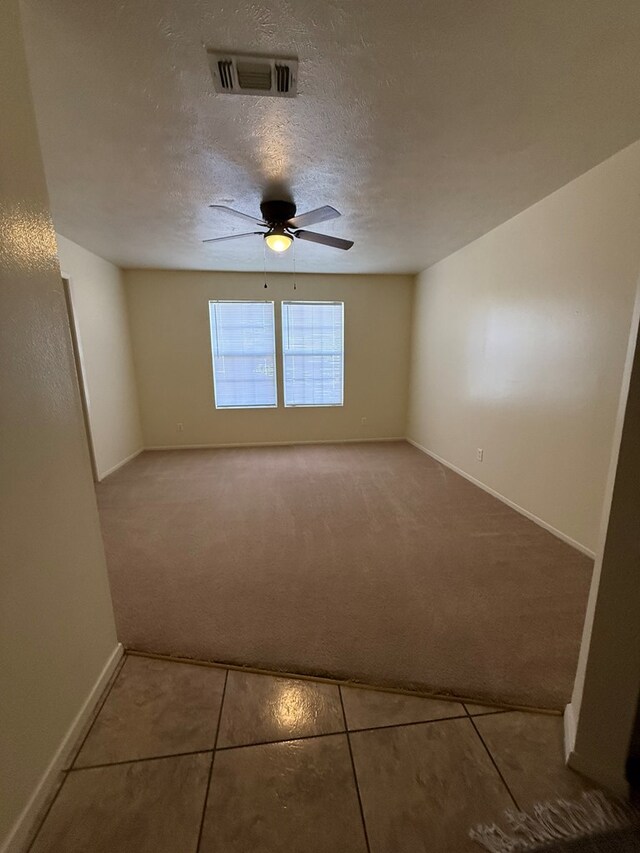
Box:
left=216, top=670, right=344, bottom=748
left=464, top=702, right=508, bottom=716
left=341, top=685, right=464, bottom=730
left=75, top=655, right=226, bottom=766
left=474, top=711, right=591, bottom=808
left=30, top=753, right=210, bottom=853
left=350, top=717, right=513, bottom=853
left=199, top=734, right=368, bottom=853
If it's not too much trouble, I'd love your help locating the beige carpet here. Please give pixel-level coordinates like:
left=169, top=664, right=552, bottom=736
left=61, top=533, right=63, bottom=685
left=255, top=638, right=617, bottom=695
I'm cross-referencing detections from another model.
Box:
left=96, top=441, right=592, bottom=709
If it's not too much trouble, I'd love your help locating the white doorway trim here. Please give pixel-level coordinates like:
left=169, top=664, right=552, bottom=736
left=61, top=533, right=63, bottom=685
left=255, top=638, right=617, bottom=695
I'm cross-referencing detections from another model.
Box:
left=61, top=275, right=99, bottom=482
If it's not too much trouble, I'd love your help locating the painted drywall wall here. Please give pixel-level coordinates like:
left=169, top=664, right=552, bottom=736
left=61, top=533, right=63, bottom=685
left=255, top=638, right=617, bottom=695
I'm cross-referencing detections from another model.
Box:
left=0, top=2, right=118, bottom=848
left=125, top=271, right=413, bottom=447
left=56, top=235, right=143, bottom=479
left=565, top=278, right=640, bottom=795
left=407, top=139, right=640, bottom=554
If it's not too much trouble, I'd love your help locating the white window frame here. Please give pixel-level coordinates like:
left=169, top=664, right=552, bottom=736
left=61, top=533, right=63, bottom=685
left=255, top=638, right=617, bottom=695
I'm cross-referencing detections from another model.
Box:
left=281, top=300, right=345, bottom=408
left=209, top=299, right=278, bottom=410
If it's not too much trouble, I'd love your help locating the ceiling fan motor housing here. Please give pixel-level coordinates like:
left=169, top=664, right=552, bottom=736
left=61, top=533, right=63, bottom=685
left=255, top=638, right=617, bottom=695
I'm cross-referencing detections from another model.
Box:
left=260, top=200, right=296, bottom=225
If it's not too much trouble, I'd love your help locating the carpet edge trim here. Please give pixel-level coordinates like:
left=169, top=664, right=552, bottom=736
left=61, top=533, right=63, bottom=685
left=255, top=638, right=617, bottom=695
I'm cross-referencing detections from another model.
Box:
left=125, top=648, right=563, bottom=716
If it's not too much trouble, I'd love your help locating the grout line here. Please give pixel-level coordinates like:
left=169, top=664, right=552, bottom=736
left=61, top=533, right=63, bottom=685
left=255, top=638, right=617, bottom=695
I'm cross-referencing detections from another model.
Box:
left=463, top=704, right=510, bottom=719
left=467, top=715, right=520, bottom=811
left=26, top=653, right=129, bottom=852
left=348, top=713, right=468, bottom=734
left=67, top=749, right=214, bottom=773
left=69, top=713, right=494, bottom=774
left=216, top=729, right=345, bottom=752
left=126, top=649, right=561, bottom=716
left=339, top=686, right=372, bottom=853
left=196, top=669, right=229, bottom=853
left=213, top=713, right=473, bottom=752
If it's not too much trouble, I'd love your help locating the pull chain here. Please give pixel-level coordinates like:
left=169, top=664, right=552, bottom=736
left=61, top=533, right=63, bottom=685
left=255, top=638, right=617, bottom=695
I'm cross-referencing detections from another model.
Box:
left=293, top=238, right=297, bottom=291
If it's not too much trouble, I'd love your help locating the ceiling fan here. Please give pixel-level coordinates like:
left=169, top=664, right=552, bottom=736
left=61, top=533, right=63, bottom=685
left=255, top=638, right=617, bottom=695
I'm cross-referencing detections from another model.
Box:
left=203, top=200, right=354, bottom=253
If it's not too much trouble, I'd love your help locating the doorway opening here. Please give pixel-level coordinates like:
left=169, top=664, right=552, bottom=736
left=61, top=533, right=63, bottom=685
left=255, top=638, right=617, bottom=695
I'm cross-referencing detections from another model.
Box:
left=62, top=276, right=99, bottom=482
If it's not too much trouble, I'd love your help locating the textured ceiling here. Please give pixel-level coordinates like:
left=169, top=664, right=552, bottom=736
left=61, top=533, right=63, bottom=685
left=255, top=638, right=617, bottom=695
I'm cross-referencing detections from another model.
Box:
left=21, top=0, right=640, bottom=274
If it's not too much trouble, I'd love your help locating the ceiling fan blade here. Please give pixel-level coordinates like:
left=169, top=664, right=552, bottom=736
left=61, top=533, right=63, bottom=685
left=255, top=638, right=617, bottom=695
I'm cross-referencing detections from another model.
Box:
left=294, top=230, right=354, bottom=250
left=202, top=231, right=263, bottom=244
left=209, top=204, right=265, bottom=227
left=287, top=205, right=341, bottom=229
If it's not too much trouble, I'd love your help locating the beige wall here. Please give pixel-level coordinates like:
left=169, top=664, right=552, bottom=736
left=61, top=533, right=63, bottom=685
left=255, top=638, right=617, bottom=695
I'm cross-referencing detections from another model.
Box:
left=56, top=235, right=143, bottom=479
left=125, top=270, right=413, bottom=447
left=407, top=140, right=640, bottom=554
left=0, top=2, right=118, bottom=848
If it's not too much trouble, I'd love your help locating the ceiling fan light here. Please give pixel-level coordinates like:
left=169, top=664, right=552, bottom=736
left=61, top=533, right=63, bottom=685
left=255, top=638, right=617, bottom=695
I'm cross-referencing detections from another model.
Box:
left=265, top=231, right=293, bottom=253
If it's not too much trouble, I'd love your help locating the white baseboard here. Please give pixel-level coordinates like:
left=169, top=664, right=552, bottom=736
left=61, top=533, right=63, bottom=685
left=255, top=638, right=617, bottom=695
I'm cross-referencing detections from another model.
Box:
left=2, top=643, right=124, bottom=853
left=97, top=448, right=143, bottom=481
left=406, top=439, right=595, bottom=559
left=563, top=701, right=577, bottom=762
left=146, top=437, right=406, bottom=451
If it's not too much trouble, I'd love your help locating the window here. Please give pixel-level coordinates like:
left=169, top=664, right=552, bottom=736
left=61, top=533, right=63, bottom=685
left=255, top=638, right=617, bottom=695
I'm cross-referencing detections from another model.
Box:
left=281, top=301, right=344, bottom=407
left=209, top=301, right=277, bottom=408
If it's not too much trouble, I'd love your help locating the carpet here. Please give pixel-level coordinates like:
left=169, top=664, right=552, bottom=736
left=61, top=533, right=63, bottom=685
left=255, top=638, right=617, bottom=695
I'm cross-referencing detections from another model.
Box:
left=96, top=441, right=592, bottom=709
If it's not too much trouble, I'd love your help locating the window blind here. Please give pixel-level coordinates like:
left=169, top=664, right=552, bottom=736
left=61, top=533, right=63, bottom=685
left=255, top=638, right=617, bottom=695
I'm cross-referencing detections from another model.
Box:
left=282, top=301, right=344, bottom=407
left=209, top=301, right=277, bottom=408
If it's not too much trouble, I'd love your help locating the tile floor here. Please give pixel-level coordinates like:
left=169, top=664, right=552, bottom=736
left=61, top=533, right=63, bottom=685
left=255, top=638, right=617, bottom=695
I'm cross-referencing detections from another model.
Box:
left=28, top=654, right=591, bottom=853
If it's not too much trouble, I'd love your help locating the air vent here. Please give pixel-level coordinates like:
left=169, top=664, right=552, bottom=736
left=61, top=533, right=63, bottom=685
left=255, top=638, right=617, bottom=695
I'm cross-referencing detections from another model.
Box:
left=236, top=61, right=271, bottom=90
left=207, top=51, right=298, bottom=98
left=217, top=59, right=234, bottom=90
left=275, top=63, right=290, bottom=93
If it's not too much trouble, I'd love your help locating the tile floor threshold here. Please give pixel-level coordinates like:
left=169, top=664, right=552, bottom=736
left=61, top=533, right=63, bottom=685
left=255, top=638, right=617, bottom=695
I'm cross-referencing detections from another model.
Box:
left=126, top=647, right=561, bottom=716
left=27, top=653, right=588, bottom=853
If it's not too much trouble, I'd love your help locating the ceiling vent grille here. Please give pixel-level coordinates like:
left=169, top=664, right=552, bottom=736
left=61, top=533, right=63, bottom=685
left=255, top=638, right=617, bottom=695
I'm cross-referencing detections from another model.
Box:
left=207, top=51, right=298, bottom=98
left=217, top=59, right=234, bottom=90
left=275, top=63, right=290, bottom=93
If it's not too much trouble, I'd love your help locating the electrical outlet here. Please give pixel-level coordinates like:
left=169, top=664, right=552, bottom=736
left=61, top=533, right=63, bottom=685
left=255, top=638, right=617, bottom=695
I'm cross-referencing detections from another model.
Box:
left=476, top=448, right=483, bottom=462
left=361, top=417, right=367, bottom=425
left=177, top=423, right=184, bottom=432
